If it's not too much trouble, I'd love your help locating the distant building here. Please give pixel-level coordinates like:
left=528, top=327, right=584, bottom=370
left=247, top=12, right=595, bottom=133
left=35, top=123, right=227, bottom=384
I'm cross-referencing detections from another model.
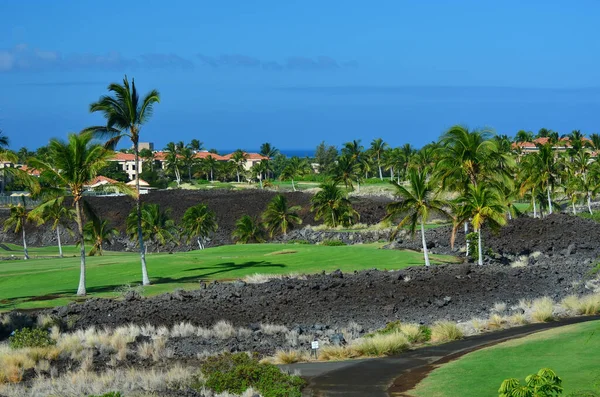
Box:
left=222, top=152, right=269, bottom=170
left=134, top=142, right=154, bottom=151
left=108, top=152, right=142, bottom=180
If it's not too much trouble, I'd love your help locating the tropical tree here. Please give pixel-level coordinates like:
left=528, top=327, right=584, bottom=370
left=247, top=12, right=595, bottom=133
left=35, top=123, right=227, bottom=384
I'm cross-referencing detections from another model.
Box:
left=181, top=203, right=218, bottom=249
left=457, top=185, right=507, bottom=266
left=139, top=148, right=155, bottom=171
left=260, top=142, right=279, bottom=158
left=188, top=139, right=204, bottom=152
left=180, top=147, right=197, bottom=181
left=369, top=138, right=388, bottom=180
left=332, top=154, right=361, bottom=191
left=85, top=75, right=160, bottom=286
left=83, top=218, right=118, bottom=256
left=3, top=196, right=33, bottom=260
left=126, top=203, right=176, bottom=253
left=34, top=198, right=74, bottom=258
left=280, top=157, right=311, bottom=191
left=164, top=142, right=182, bottom=186
left=498, top=368, right=563, bottom=397
left=515, top=130, right=534, bottom=143
left=232, top=215, right=266, bottom=244
left=202, top=155, right=219, bottom=182
left=310, top=182, right=359, bottom=227
left=262, top=194, right=302, bottom=237
left=520, top=143, right=560, bottom=216
left=231, top=150, right=247, bottom=183
left=0, top=129, right=8, bottom=148
left=385, top=170, right=450, bottom=266
left=29, top=132, right=114, bottom=295
left=252, top=160, right=269, bottom=189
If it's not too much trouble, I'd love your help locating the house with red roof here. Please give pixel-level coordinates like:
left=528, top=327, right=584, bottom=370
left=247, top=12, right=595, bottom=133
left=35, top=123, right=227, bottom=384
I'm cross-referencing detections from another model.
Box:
left=222, top=152, right=269, bottom=170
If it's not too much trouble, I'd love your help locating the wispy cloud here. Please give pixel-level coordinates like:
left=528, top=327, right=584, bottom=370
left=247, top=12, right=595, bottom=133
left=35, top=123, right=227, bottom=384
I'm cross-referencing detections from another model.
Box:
left=196, top=54, right=358, bottom=71
left=0, top=44, right=358, bottom=73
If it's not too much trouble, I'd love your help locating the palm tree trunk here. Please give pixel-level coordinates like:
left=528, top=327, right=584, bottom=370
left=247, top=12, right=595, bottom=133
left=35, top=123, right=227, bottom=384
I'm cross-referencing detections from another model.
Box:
left=75, top=200, right=86, bottom=296
left=378, top=162, right=383, bottom=181
left=547, top=185, right=553, bottom=215
left=477, top=227, right=483, bottom=266
left=236, top=170, right=240, bottom=183
left=507, top=210, right=512, bottom=220
left=587, top=192, right=593, bottom=215
left=210, top=168, right=213, bottom=182
left=420, top=219, right=430, bottom=267
left=22, top=225, right=29, bottom=260
left=292, top=179, right=296, bottom=192
left=56, top=226, right=63, bottom=258
left=533, top=196, right=538, bottom=218
left=572, top=200, right=576, bottom=215
left=188, top=166, right=192, bottom=181
left=134, top=143, right=150, bottom=286
left=356, top=180, right=360, bottom=193
left=197, top=237, right=203, bottom=250
left=464, top=222, right=469, bottom=258
left=390, top=166, right=394, bottom=181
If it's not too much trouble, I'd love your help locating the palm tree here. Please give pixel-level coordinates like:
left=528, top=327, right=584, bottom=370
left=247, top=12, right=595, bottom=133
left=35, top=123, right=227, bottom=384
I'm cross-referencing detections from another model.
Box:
left=34, top=198, right=74, bottom=258
left=280, top=157, right=311, bottom=191
left=85, top=75, right=160, bottom=286
left=29, top=133, right=113, bottom=295
left=202, top=155, right=219, bottom=182
left=310, top=182, right=359, bottom=227
left=457, top=185, right=507, bottom=266
left=385, top=170, right=450, bottom=267
left=515, top=130, right=534, bottom=143
left=520, top=143, right=560, bottom=216
left=332, top=154, right=361, bottom=191
left=3, top=196, right=33, bottom=260
left=252, top=160, right=269, bottom=189
left=231, top=150, right=247, bottom=183
left=188, top=139, right=204, bottom=152
left=164, top=142, right=182, bottom=186
left=180, top=147, right=197, bottom=181
left=127, top=203, right=176, bottom=253
left=181, top=204, right=218, bottom=249
left=370, top=138, right=388, bottom=180
left=83, top=218, right=118, bottom=256
left=260, top=142, right=279, bottom=158
left=232, top=215, right=266, bottom=244
left=262, top=194, right=302, bottom=237
left=0, top=129, right=8, bottom=148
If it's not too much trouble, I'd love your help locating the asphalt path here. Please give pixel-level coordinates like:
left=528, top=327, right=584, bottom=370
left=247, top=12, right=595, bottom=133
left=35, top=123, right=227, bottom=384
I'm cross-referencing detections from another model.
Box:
left=281, top=315, right=600, bottom=397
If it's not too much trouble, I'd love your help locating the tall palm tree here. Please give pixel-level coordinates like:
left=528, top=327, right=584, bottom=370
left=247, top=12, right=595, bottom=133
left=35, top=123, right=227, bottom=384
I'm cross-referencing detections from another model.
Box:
left=369, top=138, right=388, bottom=180
left=188, top=139, right=204, bottom=152
left=180, top=147, right=197, bottom=181
left=232, top=215, right=266, bottom=244
left=164, top=142, right=182, bottom=186
left=85, top=75, right=160, bottom=286
left=83, top=218, right=118, bottom=256
left=29, top=133, right=113, bottom=295
left=0, top=129, right=8, bottom=148
left=252, top=160, right=269, bottom=189
left=34, top=198, right=74, bottom=258
left=181, top=204, right=218, bottom=249
left=515, top=130, right=534, bottom=143
left=262, top=194, right=302, bottom=237
left=280, top=157, right=311, bottom=191
left=520, top=143, right=560, bottom=216
left=202, top=155, right=219, bottom=182
left=126, top=203, right=176, bottom=253
left=260, top=142, right=279, bottom=158
left=310, top=182, right=359, bottom=227
left=0, top=131, right=13, bottom=195
left=231, top=150, right=247, bottom=183
left=3, top=196, right=33, bottom=260
left=385, top=170, right=450, bottom=267
left=457, top=185, right=507, bottom=266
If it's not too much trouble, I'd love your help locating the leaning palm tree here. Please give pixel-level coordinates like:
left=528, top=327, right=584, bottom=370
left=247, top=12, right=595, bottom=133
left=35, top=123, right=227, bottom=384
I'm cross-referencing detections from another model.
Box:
left=85, top=75, right=160, bottom=286
left=29, top=132, right=114, bottom=295
left=126, top=203, right=176, bottom=253
left=260, top=142, right=279, bottom=158
left=332, top=154, right=361, bottom=191
left=231, top=150, right=247, bottom=183
left=164, top=142, right=182, bottom=186
left=232, top=215, right=266, bottom=244
left=181, top=204, right=218, bottom=249
left=310, top=182, right=359, bottom=227
left=34, top=197, right=74, bottom=258
left=457, top=185, right=507, bottom=266
left=385, top=170, right=450, bottom=267
left=262, top=194, right=303, bottom=237
left=3, top=196, right=33, bottom=260
left=280, top=156, right=311, bottom=192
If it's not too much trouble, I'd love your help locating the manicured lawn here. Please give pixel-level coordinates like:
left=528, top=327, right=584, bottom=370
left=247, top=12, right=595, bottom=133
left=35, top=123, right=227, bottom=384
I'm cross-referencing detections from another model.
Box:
left=410, top=320, right=600, bottom=397
left=0, top=243, right=459, bottom=311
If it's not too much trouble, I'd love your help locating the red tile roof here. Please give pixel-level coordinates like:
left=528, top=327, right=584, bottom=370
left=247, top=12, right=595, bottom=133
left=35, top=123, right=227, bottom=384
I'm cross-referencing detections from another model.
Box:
left=86, top=176, right=118, bottom=186
left=222, top=152, right=269, bottom=160
left=110, top=152, right=136, bottom=161
left=18, top=165, right=40, bottom=176
left=512, top=137, right=590, bottom=150
left=195, top=152, right=227, bottom=161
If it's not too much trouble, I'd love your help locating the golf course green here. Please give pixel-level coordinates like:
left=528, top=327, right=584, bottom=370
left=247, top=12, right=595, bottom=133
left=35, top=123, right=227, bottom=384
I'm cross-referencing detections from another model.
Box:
left=410, top=320, right=600, bottom=396
left=0, top=243, right=459, bottom=311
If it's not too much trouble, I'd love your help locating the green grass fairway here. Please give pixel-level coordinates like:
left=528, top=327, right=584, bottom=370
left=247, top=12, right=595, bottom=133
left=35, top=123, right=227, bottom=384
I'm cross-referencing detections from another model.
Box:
left=410, top=320, right=600, bottom=397
left=0, top=243, right=459, bottom=312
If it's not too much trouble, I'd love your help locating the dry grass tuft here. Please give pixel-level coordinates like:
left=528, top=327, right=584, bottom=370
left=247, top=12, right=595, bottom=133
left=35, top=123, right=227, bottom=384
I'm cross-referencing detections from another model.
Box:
left=487, top=314, right=507, bottom=330
left=273, top=349, right=307, bottom=364
left=318, top=345, right=359, bottom=361
left=352, top=332, right=410, bottom=356
left=491, top=302, right=507, bottom=314
left=507, top=313, right=528, bottom=326
left=212, top=320, right=236, bottom=339
left=510, top=255, right=529, bottom=268
left=431, top=321, right=464, bottom=343
left=531, top=297, right=555, bottom=322
left=171, top=322, right=197, bottom=338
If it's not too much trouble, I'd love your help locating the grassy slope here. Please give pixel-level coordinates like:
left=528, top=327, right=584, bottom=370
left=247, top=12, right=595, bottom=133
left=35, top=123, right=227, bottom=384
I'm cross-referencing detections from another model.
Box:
left=0, top=243, right=458, bottom=311
left=410, top=320, right=600, bottom=397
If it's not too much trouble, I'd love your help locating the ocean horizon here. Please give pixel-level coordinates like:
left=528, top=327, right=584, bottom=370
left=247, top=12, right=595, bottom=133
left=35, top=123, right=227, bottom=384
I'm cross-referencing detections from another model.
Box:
left=219, top=149, right=315, bottom=158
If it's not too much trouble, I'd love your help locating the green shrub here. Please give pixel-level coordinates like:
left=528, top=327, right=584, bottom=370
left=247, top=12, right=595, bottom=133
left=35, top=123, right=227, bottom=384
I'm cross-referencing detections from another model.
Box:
left=321, top=240, right=346, bottom=246
left=499, top=368, right=563, bottom=397
left=289, top=239, right=311, bottom=245
left=418, top=325, right=432, bottom=342
left=365, top=321, right=402, bottom=338
left=9, top=327, right=55, bottom=349
left=199, top=352, right=305, bottom=397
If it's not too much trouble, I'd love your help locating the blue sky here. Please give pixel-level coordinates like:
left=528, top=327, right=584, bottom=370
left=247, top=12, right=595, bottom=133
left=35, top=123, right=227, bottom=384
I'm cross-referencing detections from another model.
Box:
left=1, top=0, right=599, bottom=152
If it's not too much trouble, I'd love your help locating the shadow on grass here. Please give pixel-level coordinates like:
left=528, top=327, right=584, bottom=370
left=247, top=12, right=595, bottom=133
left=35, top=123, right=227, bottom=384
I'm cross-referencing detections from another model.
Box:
left=181, top=260, right=286, bottom=280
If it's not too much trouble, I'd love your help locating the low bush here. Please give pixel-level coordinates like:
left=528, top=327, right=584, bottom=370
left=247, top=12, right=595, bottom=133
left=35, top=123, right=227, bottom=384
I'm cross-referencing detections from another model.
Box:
left=9, top=328, right=55, bottom=349
left=318, top=345, right=359, bottom=361
left=431, top=321, right=463, bottom=343
left=199, top=352, right=305, bottom=397
left=272, top=349, right=306, bottom=364
left=364, top=320, right=402, bottom=338
left=400, top=323, right=431, bottom=343
left=531, top=296, right=555, bottom=322
left=320, top=240, right=346, bottom=246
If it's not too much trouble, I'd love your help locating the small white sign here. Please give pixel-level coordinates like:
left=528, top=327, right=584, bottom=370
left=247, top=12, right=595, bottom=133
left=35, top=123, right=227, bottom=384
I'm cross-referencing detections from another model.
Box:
left=311, top=341, right=319, bottom=349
